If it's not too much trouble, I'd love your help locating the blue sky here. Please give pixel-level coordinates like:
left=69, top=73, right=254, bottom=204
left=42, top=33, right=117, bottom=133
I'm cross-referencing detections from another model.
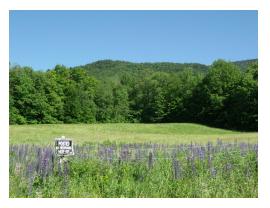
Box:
left=10, top=10, right=258, bottom=70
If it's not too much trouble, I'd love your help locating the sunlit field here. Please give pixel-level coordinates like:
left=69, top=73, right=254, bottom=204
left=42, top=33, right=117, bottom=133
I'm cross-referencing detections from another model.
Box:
left=9, top=123, right=257, bottom=145
left=10, top=123, right=258, bottom=198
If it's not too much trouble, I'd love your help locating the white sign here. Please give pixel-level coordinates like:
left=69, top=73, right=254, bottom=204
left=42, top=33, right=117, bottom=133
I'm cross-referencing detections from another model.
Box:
left=55, top=136, right=74, bottom=156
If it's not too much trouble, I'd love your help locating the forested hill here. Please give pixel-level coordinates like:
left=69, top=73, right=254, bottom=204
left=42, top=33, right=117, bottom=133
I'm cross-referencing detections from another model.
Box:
left=9, top=59, right=258, bottom=131
left=233, top=59, right=258, bottom=71
left=73, top=59, right=257, bottom=81
left=75, top=60, right=208, bottom=80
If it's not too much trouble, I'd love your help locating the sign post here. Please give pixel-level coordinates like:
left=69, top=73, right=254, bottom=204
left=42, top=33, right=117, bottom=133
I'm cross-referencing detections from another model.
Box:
left=55, top=136, right=74, bottom=157
left=55, top=135, right=74, bottom=167
left=55, top=136, right=74, bottom=197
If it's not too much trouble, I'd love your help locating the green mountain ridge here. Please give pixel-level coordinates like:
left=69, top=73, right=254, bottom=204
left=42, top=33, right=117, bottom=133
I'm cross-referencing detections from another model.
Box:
left=72, top=58, right=257, bottom=80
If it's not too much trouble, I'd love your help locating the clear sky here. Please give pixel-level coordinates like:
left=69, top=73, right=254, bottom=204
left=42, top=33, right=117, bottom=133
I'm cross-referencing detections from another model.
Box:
left=10, top=10, right=258, bottom=70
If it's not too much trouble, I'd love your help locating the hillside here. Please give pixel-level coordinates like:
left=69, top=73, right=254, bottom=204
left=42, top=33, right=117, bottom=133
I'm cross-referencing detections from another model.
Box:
left=76, top=60, right=208, bottom=80
left=233, top=59, right=258, bottom=71
left=73, top=59, right=257, bottom=81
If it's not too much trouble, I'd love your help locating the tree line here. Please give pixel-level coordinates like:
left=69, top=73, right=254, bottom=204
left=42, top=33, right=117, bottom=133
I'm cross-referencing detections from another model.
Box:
left=9, top=59, right=258, bottom=131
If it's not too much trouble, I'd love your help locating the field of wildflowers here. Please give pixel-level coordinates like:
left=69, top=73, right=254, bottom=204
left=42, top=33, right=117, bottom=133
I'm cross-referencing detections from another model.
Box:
left=10, top=140, right=258, bottom=198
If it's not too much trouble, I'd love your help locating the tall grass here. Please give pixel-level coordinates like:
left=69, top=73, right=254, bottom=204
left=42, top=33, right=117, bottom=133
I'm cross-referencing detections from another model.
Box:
left=10, top=140, right=258, bottom=198
left=9, top=123, right=258, bottom=145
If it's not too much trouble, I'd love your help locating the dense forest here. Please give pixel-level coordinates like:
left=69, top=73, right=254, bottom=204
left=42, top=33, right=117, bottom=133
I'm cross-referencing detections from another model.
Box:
left=9, top=59, right=258, bottom=131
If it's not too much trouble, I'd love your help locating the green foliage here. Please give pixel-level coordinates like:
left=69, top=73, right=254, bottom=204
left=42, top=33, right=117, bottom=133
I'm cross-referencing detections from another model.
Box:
left=188, top=60, right=258, bottom=130
left=9, top=142, right=258, bottom=198
left=94, top=82, right=129, bottom=122
left=224, top=62, right=258, bottom=130
left=129, top=72, right=169, bottom=122
left=9, top=59, right=258, bottom=131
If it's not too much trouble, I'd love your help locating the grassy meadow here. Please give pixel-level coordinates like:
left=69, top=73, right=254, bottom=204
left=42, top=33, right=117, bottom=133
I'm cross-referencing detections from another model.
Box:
left=9, top=123, right=257, bottom=145
left=10, top=123, right=258, bottom=198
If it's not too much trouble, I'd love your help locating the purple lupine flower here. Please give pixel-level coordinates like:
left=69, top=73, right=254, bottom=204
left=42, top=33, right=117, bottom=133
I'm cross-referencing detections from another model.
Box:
left=51, top=152, right=55, bottom=174
left=120, top=149, right=127, bottom=161
left=135, top=148, right=141, bottom=161
left=216, top=139, right=223, bottom=153
left=172, top=158, right=181, bottom=179
left=253, top=144, right=258, bottom=161
left=207, top=142, right=212, bottom=154
left=27, top=163, right=34, bottom=196
left=18, top=146, right=24, bottom=162
left=120, top=146, right=131, bottom=161
left=186, top=154, right=190, bottom=166
left=127, top=148, right=132, bottom=161
left=190, top=154, right=196, bottom=175
left=189, top=142, right=194, bottom=157
left=35, top=148, right=43, bottom=173
left=148, top=151, right=153, bottom=169
left=41, top=148, right=52, bottom=179
left=207, top=154, right=212, bottom=169
left=98, top=147, right=105, bottom=160
left=107, top=147, right=114, bottom=164
left=239, top=143, right=247, bottom=156
left=198, top=147, right=205, bottom=161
